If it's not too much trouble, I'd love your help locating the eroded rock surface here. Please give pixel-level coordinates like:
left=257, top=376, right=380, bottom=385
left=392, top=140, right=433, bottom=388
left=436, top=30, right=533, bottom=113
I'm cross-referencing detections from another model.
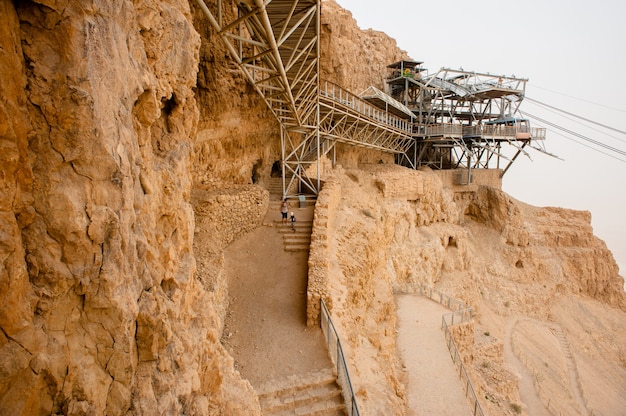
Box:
left=1, top=0, right=624, bottom=415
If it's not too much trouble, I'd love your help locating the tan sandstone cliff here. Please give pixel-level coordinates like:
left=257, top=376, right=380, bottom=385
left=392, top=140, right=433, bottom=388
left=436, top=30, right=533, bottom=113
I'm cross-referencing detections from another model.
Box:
left=1, top=1, right=260, bottom=414
left=307, top=165, right=625, bottom=415
left=1, top=0, right=624, bottom=415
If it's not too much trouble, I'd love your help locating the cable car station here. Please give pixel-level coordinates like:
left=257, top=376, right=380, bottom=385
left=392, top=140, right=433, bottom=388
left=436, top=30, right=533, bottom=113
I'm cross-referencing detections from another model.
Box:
left=194, top=0, right=548, bottom=196
left=381, top=60, right=547, bottom=175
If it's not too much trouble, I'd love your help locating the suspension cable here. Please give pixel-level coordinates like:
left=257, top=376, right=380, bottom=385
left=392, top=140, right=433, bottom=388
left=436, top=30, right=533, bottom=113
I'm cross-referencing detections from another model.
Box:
left=525, top=97, right=626, bottom=136
left=525, top=99, right=626, bottom=145
left=521, top=110, right=626, bottom=158
left=529, top=85, right=626, bottom=114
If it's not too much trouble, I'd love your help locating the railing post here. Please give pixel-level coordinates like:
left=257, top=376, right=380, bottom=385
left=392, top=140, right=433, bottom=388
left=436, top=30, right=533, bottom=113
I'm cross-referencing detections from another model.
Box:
left=336, top=338, right=341, bottom=377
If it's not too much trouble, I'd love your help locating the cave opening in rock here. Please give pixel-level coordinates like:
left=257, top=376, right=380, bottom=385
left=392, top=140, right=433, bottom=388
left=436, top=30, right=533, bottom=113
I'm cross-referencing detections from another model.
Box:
left=252, top=159, right=261, bottom=184
left=271, top=160, right=281, bottom=178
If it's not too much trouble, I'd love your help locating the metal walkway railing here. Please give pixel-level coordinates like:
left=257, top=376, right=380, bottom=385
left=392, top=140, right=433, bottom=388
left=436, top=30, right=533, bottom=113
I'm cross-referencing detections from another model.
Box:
left=414, top=285, right=485, bottom=416
left=320, top=299, right=360, bottom=416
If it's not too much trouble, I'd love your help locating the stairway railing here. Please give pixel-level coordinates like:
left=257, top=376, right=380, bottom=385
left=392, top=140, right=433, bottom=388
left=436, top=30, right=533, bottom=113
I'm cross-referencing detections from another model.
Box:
left=320, top=299, right=360, bottom=416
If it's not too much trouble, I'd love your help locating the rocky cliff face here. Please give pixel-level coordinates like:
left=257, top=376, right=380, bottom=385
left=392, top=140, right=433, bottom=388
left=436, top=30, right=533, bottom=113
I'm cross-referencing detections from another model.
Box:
left=307, top=165, right=625, bottom=415
left=0, top=0, right=259, bottom=414
left=1, top=0, right=624, bottom=415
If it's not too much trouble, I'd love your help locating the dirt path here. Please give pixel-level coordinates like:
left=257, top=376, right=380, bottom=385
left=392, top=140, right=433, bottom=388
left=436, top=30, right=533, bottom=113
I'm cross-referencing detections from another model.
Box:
left=504, top=317, right=590, bottom=416
left=221, top=204, right=332, bottom=387
left=395, top=294, right=472, bottom=416
left=503, top=317, right=549, bottom=416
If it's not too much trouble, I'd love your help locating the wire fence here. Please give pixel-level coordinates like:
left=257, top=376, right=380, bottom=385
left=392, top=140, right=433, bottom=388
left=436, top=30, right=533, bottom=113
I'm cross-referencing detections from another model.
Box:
left=320, top=299, right=360, bottom=416
left=320, top=285, right=483, bottom=416
left=441, top=312, right=485, bottom=416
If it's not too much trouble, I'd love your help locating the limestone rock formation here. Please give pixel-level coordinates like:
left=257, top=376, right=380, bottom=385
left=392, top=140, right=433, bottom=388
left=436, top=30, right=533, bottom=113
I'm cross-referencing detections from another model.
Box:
left=1, top=0, right=260, bottom=414
left=307, top=165, right=625, bottom=415
left=1, top=0, right=624, bottom=415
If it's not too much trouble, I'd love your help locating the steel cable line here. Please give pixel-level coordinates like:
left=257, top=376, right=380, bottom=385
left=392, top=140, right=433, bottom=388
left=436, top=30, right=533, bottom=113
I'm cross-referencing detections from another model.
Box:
left=533, top=126, right=626, bottom=164
left=529, top=84, right=626, bottom=114
left=526, top=97, right=626, bottom=136
left=524, top=99, right=626, bottom=145
left=520, top=110, right=626, bottom=158
left=525, top=116, right=626, bottom=164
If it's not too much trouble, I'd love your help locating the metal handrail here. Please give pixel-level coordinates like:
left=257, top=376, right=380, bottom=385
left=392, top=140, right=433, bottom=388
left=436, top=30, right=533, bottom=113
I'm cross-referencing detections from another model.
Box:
left=320, top=299, right=360, bottom=416
left=441, top=315, right=485, bottom=416
left=415, top=284, right=485, bottom=416
left=531, top=127, right=547, bottom=139
left=425, top=123, right=463, bottom=137
left=320, top=81, right=413, bottom=134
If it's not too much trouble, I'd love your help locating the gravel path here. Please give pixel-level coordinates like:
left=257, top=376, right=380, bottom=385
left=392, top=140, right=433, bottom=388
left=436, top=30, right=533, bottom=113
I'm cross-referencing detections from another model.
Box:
left=396, top=294, right=472, bottom=416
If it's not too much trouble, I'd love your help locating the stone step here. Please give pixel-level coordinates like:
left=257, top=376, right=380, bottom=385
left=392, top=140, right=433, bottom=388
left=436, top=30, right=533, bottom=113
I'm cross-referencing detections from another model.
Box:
left=284, top=245, right=311, bottom=253
left=275, top=221, right=312, bottom=226
left=257, top=369, right=346, bottom=416
left=283, top=235, right=312, bottom=242
left=260, top=382, right=343, bottom=415
left=257, top=368, right=337, bottom=397
left=277, top=227, right=313, bottom=234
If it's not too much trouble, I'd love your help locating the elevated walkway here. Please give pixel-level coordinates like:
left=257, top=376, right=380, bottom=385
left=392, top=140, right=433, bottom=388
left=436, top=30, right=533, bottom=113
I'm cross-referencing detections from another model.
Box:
left=194, top=2, right=547, bottom=193
left=193, top=0, right=417, bottom=197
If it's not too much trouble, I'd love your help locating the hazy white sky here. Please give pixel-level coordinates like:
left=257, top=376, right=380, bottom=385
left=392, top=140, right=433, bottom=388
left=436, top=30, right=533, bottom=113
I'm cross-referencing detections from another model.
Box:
left=334, top=0, right=626, bottom=277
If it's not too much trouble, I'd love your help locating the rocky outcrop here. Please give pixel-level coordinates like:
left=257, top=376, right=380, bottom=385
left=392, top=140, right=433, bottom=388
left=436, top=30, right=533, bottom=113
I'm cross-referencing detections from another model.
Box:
left=320, top=0, right=409, bottom=93
left=190, top=2, right=280, bottom=189
left=0, top=0, right=259, bottom=414
left=1, top=0, right=624, bottom=415
left=307, top=164, right=625, bottom=415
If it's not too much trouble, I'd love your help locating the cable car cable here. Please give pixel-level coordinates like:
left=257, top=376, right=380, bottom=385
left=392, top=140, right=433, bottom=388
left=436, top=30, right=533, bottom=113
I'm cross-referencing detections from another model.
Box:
left=521, top=111, right=626, bottom=157
left=529, top=85, right=626, bottom=114
left=526, top=97, right=626, bottom=136
left=524, top=100, right=626, bottom=145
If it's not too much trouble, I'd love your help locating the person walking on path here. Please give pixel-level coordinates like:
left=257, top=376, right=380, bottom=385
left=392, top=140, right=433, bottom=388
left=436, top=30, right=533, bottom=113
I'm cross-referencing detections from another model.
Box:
left=290, top=212, right=296, bottom=232
left=281, top=199, right=289, bottom=223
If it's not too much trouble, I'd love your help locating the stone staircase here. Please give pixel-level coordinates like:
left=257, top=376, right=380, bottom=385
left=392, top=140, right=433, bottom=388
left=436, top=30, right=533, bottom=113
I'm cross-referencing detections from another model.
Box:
left=256, top=368, right=347, bottom=416
left=275, top=219, right=313, bottom=252
left=267, top=197, right=313, bottom=252
left=268, top=177, right=284, bottom=199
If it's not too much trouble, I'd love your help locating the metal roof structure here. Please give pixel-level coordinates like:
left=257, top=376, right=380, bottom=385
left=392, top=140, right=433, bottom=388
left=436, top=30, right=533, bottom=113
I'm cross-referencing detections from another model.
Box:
left=385, top=62, right=547, bottom=176
left=359, top=86, right=415, bottom=120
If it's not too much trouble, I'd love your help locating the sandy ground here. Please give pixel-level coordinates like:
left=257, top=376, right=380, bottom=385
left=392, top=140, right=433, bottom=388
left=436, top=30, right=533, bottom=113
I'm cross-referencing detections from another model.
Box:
left=395, top=294, right=472, bottom=416
left=503, top=317, right=550, bottom=416
left=221, top=204, right=333, bottom=387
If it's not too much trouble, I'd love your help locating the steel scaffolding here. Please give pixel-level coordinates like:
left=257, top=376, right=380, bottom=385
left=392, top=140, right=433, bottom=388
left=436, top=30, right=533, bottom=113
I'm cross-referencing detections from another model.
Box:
left=194, top=2, right=546, bottom=194
left=193, top=0, right=416, bottom=197
left=386, top=61, right=548, bottom=177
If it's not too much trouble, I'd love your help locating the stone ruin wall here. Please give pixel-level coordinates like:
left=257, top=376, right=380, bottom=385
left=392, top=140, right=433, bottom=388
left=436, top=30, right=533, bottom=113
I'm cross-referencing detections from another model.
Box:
left=192, top=185, right=269, bottom=330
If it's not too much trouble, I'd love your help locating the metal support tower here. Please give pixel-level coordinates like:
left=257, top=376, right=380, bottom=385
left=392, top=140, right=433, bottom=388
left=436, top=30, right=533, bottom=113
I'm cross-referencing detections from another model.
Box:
left=193, top=0, right=321, bottom=197
left=193, top=1, right=416, bottom=197
left=386, top=61, right=548, bottom=177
